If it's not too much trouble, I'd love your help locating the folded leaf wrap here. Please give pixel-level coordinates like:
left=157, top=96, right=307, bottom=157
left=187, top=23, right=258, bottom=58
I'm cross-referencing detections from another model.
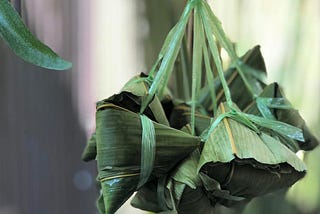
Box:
left=93, top=95, right=201, bottom=213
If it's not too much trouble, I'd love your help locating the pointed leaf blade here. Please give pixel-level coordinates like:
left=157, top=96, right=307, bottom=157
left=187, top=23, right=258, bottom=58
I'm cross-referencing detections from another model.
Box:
left=0, top=0, right=72, bottom=70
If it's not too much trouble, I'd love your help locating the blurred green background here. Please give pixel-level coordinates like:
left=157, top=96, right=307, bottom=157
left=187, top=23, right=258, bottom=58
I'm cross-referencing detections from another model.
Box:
left=0, top=0, right=319, bottom=213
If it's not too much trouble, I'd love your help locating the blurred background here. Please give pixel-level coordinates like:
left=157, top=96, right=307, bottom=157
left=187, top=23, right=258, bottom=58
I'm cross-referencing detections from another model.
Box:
left=0, top=0, right=319, bottom=213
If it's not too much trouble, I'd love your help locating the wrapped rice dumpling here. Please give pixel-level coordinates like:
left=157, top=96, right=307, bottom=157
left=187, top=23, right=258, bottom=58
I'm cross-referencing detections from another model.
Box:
left=81, top=0, right=318, bottom=212
left=86, top=92, right=201, bottom=213
left=198, top=103, right=306, bottom=206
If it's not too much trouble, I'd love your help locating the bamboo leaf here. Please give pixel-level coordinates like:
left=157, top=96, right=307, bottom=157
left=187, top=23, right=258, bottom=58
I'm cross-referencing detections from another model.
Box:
left=107, top=90, right=170, bottom=127
left=95, top=101, right=200, bottom=213
left=169, top=103, right=211, bottom=135
left=202, top=2, right=258, bottom=97
left=199, top=5, right=233, bottom=108
left=260, top=133, right=306, bottom=171
left=141, top=3, right=194, bottom=113
left=203, top=42, right=217, bottom=114
left=258, top=96, right=291, bottom=109
left=245, top=83, right=319, bottom=151
left=191, top=5, right=204, bottom=135
left=138, top=114, right=156, bottom=188
left=174, top=41, right=191, bottom=100
left=171, top=149, right=202, bottom=189
left=176, top=186, right=215, bottom=214
left=121, top=74, right=170, bottom=126
left=198, top=103, right=306, bottom=170
left=256, top=98, right=276, bottom=119
left=199, top=173, right=245, bottom=202
left=131, top=179, right=167, bottom=213
left=81, top=133, right=97, bottom=162
left=0, top=0, right=72, bottom=70
left=245, top=113, right=304, bottom=142
left=96, top=193, right=106, bottom=214
left=198, top=103, right=306, bottom=204
left=212, top=45, right=267, bottom=111
left=256, top=97, right=292, bottom=119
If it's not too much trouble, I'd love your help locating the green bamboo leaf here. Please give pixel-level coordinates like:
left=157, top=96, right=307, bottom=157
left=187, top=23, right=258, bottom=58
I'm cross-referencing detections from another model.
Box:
left=198, top=103, right=306, bottom=170
left=240, top=45, right=267, bottom=76
left=202, top=2, right=258, bottom=97
left=148, top=25, right=178, bottom=78
left=260, top=133, right=306, bottom=171
left=95, top=101, right=200, bottom=213
left=175, top=186, right=215, bottom=214
left=191, top=5, right=204, bottom=135
left=256, top=98, right=276, bottom=119
left=199, top=5, right=233, bottom=108
left=256, top=97, right=292, bottom=120
left=245, top=113, right=304, bottom=142
left=138, top=114, right=156, bottom=188
left=210, top=45, right=266, bottom=111
left=96, top=193, right=106, bottom=214
left=171, top=149, right=202, bottom=189
left=0, top=0, right=72, bottom=70
left=131, top=180, right=164, bottom=213
left=198, top=103, right=306, bottom=203
left=157, top=176, right=172, bottom=211
left=257, top=97, right=292, bottom=109
left=199, top=173, right=245, bottom=202
left=121, top=74, right=170, bottom=126
left=239, top=63, right=266, bottom=82
left=175, top=41, right=191, bottom=100
left=158, top=210, right=178, bottom=214
left=169, top=103, right=211, bottom=136
left=245, top=83, right=319, bottom=151
left=203, top=42, right=217, bottom=114
left=201, top=103, right=259, bottom=141
left=141, top=2, right=194, bottom=113
left=81, top=133, right=97, bottom=162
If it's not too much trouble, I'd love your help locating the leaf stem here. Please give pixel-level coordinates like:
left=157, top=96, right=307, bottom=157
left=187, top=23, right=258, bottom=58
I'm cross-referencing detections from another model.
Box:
left=140, top=2, right=194, bottom=113
left=202, top=2, right=257, bottom=98
left=200, top=6, right=233, bottom=109
left=203, top=43, right=217, bottom=114
left=190, top=4, right=204, bottom=135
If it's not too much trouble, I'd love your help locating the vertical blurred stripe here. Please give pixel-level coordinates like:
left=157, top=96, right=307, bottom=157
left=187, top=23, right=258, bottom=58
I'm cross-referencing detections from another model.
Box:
left=74, top=0, right=94, bottom=135
left=90, top=0, right=142, bottom=101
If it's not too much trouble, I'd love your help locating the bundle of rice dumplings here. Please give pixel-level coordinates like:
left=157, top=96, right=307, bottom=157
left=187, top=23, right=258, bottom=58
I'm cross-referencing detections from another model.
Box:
left=82, top=0, right=318, bottom=213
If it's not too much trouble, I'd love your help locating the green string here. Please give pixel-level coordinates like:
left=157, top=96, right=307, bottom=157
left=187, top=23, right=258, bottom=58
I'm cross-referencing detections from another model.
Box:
left=199, top=6, right=233, bottom=109
left=202, top=2, right=257, bottom=98
left=201, top=112, right=232, bottom=141
left=138, top=114, right=156, bottom=188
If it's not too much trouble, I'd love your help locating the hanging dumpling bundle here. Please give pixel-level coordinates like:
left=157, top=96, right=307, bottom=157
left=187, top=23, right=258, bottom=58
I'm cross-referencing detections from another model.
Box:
left=82, top=0, right=318, bottom=213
